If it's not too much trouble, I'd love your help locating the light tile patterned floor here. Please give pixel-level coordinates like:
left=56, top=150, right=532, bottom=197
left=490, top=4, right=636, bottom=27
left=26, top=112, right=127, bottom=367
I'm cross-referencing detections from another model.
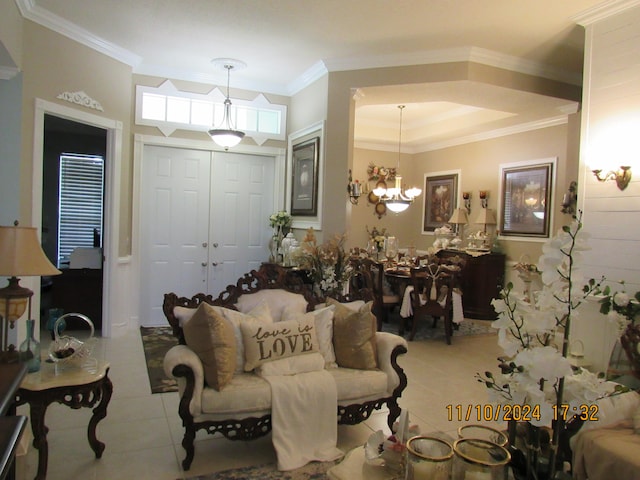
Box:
left=15, top=323, right=503, bottom=480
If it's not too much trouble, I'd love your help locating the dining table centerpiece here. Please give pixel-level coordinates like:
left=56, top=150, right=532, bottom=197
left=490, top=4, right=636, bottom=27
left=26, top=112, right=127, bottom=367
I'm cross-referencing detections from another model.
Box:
left=476, top=212, right=623, bottom=480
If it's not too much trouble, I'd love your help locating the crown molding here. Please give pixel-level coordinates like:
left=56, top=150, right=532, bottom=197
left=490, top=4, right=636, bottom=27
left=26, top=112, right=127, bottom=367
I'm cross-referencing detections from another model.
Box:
left=16, top=0, right=142, bottom=67
left=324, top=46, right=582, bottom=86
left=286, top=61, right=329, bottom=96
left=572, top=0, right=640, bottom=26
left=354, top=115, right=570, bottom=154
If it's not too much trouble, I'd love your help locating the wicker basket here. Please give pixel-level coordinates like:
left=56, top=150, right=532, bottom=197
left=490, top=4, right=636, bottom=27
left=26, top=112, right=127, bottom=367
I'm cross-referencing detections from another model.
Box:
left=48, top=313, right=96, bottom=367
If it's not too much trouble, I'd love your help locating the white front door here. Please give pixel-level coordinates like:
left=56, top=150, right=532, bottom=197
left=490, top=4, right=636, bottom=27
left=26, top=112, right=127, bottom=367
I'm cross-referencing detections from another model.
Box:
left=139, top=145, right=274, bottom=326
left=208, top=151, right=275, bottom=295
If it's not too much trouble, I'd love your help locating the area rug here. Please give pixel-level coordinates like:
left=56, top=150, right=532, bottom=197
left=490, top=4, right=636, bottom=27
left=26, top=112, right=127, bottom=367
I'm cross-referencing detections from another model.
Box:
left=183, top=460, right=335, bottom=480
left=140, top=326, right=179, bottom=393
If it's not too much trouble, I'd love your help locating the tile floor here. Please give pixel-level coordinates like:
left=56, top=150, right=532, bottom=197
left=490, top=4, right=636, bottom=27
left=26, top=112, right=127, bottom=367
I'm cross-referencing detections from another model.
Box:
left=15, top=323, right=505, bottom=480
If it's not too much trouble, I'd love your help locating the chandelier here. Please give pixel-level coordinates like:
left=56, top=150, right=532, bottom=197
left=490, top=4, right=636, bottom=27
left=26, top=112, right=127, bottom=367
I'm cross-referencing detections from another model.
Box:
left=373, top=105, right=421, bottom=213
left=208, top=59, right=245, bottom=150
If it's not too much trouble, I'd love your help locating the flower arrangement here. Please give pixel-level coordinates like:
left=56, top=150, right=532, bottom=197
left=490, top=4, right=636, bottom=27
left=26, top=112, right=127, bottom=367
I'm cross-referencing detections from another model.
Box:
left=268, top=210, right=292, bottom=229
left=366, top=225, right=387, bottom=252
left=476, top=213, right=620, bottom=479
left=513, top=258, right=540, bottom=276
left=299, top=232, right=352, bottom=297
left=593, top=281, right=640, bottom=335
left=367, top=163, right=396, bottom=182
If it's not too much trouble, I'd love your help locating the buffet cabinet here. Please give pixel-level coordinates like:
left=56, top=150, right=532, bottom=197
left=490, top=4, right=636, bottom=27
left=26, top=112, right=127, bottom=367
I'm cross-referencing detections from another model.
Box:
left=437, top=249, right=506, bottom=320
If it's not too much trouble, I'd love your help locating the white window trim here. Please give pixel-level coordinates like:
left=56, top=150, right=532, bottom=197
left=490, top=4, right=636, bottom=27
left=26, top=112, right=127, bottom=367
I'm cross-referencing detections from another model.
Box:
left=135, top=80, right=286, bottom=144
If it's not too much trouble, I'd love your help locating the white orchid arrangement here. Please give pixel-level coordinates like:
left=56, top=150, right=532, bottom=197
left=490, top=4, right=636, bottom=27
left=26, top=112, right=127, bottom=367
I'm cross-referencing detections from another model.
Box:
left=476, top=213, right=622, bottom=478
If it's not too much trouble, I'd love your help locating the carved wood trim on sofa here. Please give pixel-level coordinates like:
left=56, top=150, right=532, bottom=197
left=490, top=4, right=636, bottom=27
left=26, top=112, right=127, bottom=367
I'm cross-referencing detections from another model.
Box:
left=162, top=263, right=402, bottom=471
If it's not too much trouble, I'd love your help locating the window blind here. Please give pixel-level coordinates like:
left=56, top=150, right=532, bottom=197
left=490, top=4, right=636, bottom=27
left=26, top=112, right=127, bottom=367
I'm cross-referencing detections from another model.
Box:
left=57, top=154, right=104, bottom=266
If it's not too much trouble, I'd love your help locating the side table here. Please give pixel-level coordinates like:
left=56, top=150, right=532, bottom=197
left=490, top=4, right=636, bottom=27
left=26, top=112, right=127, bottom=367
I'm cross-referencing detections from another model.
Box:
left=15, top=360, right=112, bottom=480
left=0, top=364, right=28, bottom=480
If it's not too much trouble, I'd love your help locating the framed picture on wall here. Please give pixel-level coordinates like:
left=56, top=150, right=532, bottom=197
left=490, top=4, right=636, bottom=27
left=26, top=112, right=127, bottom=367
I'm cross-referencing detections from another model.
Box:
left=423, top=173, right=458, bottom=232
left=499, top=160, right=554, bottom=237
left=290, top=136, right=319, bottom=216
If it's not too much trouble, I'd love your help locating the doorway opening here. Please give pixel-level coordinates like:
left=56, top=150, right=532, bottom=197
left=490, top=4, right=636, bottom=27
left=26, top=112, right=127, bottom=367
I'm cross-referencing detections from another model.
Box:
left=40, top=114, right=107, bottom=333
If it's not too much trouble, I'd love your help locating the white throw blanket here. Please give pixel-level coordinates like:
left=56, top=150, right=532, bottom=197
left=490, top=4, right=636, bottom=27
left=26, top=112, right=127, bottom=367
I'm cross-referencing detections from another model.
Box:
left=261, top=363, right=344, bottom=470
left=399, top=285, right=464, bottom=324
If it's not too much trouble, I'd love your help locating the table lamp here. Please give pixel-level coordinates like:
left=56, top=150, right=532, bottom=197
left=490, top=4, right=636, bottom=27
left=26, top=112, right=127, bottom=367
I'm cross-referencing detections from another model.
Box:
left=448, top=208, right=468, bottom=236
left=0, top=222, right=61, bottom=362
left=473, top=209, right=497, bottom=249
left=473, top=208, right=497, bottom=234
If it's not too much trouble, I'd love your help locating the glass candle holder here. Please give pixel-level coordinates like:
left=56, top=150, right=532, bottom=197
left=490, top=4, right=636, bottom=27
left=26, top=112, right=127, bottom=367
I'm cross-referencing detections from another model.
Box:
left=457, top=425, right=508, bottom=447
left=452, top=438, right=510, bottom=480
left=405, top=436, right=453, bottom=480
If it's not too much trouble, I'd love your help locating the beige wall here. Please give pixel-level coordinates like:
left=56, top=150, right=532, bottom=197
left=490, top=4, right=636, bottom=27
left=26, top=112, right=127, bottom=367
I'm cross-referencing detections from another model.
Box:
left=21, top=21, right=133, bottom=255
left=290, top=75, right=328, bottom=134
left=350, top=118, right=580, bottom=263
left=0, top=0, right=23, bottom=69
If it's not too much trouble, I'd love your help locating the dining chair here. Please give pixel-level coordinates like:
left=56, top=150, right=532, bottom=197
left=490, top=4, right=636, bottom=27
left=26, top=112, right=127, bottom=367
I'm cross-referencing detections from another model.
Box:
left=620, top=323, right=640, bottom=380
left=402, top=259, right=462, bottom=344
left=348, top=257, right=400, bottom=330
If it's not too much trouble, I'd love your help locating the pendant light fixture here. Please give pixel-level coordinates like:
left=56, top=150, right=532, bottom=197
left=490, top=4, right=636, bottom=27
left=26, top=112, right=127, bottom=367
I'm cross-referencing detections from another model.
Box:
left=208, top=59, right=245, bottom=150
left=379, top=105, right=421, bottom=213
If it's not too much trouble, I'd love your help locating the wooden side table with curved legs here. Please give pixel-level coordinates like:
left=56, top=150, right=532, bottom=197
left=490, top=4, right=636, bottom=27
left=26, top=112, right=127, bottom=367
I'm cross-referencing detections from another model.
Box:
left=14, top=361, right=112, bottom=480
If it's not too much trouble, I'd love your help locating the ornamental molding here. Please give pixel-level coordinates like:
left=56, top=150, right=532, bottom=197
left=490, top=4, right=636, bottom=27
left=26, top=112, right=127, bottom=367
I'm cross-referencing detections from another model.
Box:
left=56, top=91, right=104, bottom=112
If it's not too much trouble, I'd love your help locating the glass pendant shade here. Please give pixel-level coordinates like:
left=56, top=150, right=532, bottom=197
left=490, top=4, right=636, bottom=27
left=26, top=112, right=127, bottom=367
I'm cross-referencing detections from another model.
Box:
left=208, top=128, right=244, bottom=149
left=386, top=200, right=411, bottom=213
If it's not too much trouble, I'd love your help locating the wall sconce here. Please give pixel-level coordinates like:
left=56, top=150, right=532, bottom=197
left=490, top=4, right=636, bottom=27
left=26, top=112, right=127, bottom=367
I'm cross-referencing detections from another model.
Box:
left=462, top=192, right=471, bottom=214
left=347, top=169, right=362, bottom=205
left=479, top=191, right=489, bottom=208
left=592, top=166, right=632, bottom=190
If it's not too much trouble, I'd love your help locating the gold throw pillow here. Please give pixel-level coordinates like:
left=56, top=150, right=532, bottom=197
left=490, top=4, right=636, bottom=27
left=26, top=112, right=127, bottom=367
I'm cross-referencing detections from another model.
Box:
left=328, top=298, right=378, bottom=370
left=183, top=302, right=237, bottom=391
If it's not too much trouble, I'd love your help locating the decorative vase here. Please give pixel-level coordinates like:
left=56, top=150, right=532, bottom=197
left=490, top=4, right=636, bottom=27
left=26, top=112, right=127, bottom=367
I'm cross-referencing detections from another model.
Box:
left=19, top=318, right=41, bottom=373
left=47, top=307, right=65, bottom=340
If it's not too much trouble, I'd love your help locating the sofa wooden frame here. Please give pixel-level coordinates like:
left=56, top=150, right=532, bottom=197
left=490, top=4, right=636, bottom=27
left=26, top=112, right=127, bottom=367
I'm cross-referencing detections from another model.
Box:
left=162, top=263, right=408, bottom=470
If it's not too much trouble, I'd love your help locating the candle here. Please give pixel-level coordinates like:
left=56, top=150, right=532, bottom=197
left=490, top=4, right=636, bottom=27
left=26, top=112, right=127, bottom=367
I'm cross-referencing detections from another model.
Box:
left=464, top=469, right=491, bottom=480
left=411, top=460, right=436, bottom=479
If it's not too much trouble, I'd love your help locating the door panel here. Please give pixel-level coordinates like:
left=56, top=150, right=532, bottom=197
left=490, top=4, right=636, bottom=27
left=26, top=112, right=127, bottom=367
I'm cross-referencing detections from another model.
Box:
left=140, top=146, right=275, bottom=326
left=209, top=151, right=274, bottom=295
left=140, top=146, right=211, bottom=325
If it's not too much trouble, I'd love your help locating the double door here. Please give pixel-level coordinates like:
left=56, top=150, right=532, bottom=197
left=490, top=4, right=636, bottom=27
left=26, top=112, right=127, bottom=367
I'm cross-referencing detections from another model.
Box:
left=139, top=145, right=275, bottom=326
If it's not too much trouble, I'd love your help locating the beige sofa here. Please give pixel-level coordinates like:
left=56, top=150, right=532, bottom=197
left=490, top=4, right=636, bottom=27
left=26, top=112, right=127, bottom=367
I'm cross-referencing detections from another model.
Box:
left=162, top=264, right=408, bottom=470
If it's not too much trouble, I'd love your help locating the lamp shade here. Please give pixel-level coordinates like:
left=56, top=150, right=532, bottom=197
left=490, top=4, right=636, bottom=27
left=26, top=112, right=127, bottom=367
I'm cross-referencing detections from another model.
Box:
left=449, top=208, right=468, bottom=225
left=473, top=208, right=497, bottom=226
left=0, top=226, right=61, bottom=277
